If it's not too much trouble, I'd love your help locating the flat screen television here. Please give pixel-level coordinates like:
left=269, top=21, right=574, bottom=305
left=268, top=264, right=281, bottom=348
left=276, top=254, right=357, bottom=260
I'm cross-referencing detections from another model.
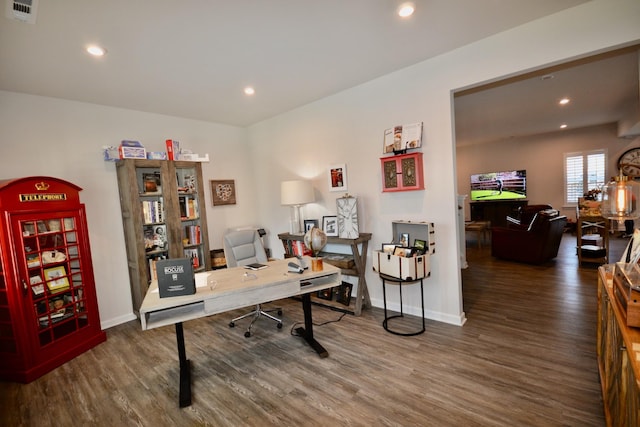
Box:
left=470, top=170, right=526, bottom=201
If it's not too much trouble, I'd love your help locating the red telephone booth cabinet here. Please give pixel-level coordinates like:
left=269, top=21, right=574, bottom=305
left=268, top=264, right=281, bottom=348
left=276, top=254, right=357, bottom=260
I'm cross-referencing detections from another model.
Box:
left=0, top=176, right=106, bottom=382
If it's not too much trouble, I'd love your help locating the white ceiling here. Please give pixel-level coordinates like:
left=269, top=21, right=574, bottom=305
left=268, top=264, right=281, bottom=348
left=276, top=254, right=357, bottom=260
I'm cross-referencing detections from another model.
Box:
left=454, top=48, right=640, bottom=146
left=0, top=0, right=591, bottom=130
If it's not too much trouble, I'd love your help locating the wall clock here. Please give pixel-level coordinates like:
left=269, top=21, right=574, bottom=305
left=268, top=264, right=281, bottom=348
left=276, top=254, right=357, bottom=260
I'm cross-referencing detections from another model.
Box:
left=336, top=196, right=359, bottom=239
left=618, top=147, right=640, bottom=177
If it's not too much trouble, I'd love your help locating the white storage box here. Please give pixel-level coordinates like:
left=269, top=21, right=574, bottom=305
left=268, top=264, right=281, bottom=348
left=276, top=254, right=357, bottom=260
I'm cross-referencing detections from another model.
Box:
left=372, top=250, right=430, bottom=281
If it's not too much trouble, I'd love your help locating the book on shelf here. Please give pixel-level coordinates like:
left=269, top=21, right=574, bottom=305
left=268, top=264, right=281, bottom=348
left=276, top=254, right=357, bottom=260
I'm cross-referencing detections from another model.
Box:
left=184, top=225, right=201, bottom=245
left=179, top=196, right=198, bottom=219
left=142, top=199, right=163, bottom=224
left=183, top=248, right=201, bottom=269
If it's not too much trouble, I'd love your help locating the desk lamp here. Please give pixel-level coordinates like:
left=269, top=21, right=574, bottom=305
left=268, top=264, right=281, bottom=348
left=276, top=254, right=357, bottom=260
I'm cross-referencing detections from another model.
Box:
left=281, top=180, right=315, bottom=235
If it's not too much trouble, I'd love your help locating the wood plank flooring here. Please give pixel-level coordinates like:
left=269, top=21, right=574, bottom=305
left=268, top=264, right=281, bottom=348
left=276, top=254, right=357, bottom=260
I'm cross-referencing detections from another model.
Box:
left=1, top=233, right=620, bottom=426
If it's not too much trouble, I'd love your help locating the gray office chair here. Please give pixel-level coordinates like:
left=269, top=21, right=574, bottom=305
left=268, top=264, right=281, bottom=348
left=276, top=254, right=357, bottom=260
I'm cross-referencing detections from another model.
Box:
left=223, top=229, right=283, bottom=337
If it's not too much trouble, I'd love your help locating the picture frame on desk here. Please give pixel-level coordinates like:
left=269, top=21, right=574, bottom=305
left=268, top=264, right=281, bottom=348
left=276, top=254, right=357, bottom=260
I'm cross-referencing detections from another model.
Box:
left=322, top=216, right=338, bottom=237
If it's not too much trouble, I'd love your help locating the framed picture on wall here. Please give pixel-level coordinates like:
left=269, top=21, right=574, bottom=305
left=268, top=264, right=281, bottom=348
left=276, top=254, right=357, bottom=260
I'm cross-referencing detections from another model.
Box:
left=210, top=180, right=236, bottom=206
left=328, top=164, right=347, bottom=192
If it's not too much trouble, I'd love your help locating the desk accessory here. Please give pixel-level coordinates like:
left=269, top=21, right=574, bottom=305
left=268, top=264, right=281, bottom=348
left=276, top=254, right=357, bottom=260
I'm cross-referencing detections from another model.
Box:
left=288, top=262, right=304, bottom=274
left=244, top=263, right=268, bottom=270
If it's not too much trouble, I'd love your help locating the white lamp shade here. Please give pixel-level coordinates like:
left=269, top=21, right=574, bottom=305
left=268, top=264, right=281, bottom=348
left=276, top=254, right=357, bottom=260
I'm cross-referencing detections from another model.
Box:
left=281, top=180, right=315, bottom=206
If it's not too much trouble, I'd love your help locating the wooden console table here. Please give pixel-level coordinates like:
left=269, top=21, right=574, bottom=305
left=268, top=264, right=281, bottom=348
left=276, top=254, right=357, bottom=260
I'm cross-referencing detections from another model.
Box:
left=278, top=232, right=372, bottom=315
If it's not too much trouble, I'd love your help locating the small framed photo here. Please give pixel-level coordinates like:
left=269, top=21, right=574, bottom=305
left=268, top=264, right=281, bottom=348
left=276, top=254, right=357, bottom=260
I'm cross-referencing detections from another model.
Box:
left=304, top=219, right=319, bottom=233
left=413, top=239, right=427, bottom=254
left=317, top=287, right=333, bottom=300
left=322, top=216, right=338, bottom=237
left=43, top=266, right=70, bottom=292
left=382, top=243, right=397, bottom=254
left=393, top=246, right=408, bottom=257
left=328, top=164, right=347, bottom=192
left=336, top=282, right=353, bottom=306
left=211, top=179, right=237, bottom=206
left=398, top=233, right=409, bottom=247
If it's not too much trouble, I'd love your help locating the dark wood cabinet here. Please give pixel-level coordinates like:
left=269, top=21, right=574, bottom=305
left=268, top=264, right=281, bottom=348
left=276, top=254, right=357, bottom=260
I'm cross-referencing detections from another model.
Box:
left=0, top=177, right=106, bottom=383
left=469, top=200, right=528, bottom=227
left=116, top=160, right=210, bottom=313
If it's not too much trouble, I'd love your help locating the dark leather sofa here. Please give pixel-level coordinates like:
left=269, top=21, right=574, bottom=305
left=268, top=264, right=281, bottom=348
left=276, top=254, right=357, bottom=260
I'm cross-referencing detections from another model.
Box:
left=492, top=207, right=567, bottom=264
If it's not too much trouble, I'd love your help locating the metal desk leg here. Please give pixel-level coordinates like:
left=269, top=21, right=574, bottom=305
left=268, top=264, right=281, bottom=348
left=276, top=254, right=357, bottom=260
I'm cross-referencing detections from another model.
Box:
left=175, top=322, right=192, bottom=407
left=295, top=293, right=329, bottom=358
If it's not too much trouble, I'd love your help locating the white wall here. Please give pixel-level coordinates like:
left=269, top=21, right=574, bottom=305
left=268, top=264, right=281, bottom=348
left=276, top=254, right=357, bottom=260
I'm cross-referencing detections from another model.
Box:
left=1, top=0, right=639, bottom=329
left=457, top=123, right=640, bottom=221
left=0, top=91, right=254, bottom=328
left=249, top=0, right=640, bottom=326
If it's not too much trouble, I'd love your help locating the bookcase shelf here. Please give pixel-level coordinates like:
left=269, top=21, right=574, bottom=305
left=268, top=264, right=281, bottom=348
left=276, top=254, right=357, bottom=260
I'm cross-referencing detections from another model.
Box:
left=116, top=160, right=210, bottom=313
left=0, top=176, right=106, bottom=383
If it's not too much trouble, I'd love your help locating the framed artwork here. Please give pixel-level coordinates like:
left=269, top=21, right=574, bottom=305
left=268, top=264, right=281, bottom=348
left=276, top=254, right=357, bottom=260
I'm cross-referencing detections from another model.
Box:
left=413, top=239, right=427, bottom=255
left=382, top=243, right=397, bottom=254
left=398, top=233, right=409, bottom=247
left=210, top=179, right=236, bottom=206
left=328, top=164, right=347, bottom=192
left=322, top=215, right=338, bottom=237
left=43, top=266, right=70, bottom=292
left=336, top=282, right=353, bottom=306
left=304, top=219, right=319, bottom=232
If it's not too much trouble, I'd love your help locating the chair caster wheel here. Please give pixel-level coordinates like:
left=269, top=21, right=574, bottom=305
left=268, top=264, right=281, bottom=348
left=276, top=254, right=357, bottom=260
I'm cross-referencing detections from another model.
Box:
left=229, top=322, right=235, bottom=328
left=277, top=310, right=283, bottom=316
left=277, top=322, right=283, bottom=329
left=244, top=331, right=251, bottom=338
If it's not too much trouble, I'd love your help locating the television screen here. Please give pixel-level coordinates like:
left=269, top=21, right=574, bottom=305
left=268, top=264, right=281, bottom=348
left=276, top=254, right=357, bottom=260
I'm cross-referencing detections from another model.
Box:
left=470, top=170, right=526, bottom=201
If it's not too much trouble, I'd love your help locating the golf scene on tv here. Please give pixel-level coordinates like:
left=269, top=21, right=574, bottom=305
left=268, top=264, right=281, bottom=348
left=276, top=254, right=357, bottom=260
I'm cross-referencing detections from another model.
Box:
left=470, top=170, right=527, bottom=201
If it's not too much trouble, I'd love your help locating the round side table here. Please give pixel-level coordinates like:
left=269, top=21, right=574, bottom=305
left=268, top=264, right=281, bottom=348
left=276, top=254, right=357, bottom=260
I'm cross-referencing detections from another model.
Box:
left=380, top=273, right=425, bottom=336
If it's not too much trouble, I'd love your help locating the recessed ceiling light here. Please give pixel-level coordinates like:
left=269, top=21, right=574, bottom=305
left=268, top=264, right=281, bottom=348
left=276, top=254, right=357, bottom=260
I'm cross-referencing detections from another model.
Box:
left=86, top=45, right=106, bottom=57
left=244, top=87, right=255, bottom=96
left=560, top=124, right=568, bottom=129
left=559, top=98, right=570, bottom=105
left=398, top=2, right=415, bottom=17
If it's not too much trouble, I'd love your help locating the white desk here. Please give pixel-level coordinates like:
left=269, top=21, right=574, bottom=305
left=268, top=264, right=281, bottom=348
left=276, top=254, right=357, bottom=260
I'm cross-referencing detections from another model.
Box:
left=139, top=258, right=342, bottom=407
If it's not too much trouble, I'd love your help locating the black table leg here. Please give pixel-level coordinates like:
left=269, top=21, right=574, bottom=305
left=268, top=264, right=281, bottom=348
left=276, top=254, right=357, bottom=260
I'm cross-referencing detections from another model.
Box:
left=175, top=322, right=192, bottom=407
left=295, top=293, right=329, bottom=358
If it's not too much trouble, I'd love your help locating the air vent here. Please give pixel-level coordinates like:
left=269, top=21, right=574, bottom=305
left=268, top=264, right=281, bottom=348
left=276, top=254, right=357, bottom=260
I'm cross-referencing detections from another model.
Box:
left=5, top=0, right=38, bottom=24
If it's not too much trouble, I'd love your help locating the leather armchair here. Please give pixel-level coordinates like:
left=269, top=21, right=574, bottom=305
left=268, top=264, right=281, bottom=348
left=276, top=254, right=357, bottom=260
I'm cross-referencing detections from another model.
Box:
left=492, top=211, right=567, bottom=264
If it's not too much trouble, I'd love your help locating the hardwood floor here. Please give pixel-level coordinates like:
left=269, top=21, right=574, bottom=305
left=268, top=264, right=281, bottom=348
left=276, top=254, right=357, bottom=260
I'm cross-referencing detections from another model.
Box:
left=1, top=233, right=618, bottom=426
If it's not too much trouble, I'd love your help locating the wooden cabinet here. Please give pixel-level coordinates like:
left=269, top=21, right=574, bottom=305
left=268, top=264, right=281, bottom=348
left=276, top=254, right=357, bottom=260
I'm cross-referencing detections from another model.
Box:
left=0, top=177, right=106, bottom=383
left=597, top=266, right=640, bottom=426
left=278, top=232, right=371, bottom=315
left=116, top=160, right=210, bottom=313
left=380, top=152, right=424, bottom=192
left=578, top=215, right=609, bottom=265
left=469, top=200, right=528, bottom=228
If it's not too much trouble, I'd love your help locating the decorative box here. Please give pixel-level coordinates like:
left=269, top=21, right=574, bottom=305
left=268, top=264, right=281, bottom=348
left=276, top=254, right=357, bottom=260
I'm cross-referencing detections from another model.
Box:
left=613, top=262, right=640, bottom=327
left=372, top=251, right=429, bottom=281
left=119, top=140, right=146, bottom=159
left=372, top=220, right=435, bottom=280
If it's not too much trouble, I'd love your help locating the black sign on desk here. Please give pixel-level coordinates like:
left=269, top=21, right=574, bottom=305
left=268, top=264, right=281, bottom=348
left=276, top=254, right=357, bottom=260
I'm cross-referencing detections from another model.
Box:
left=156, top=258, right=195, bottom=298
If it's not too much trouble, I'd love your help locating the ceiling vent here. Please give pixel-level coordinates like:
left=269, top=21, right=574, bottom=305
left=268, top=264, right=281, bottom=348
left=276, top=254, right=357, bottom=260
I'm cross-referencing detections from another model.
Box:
left=5, top=0, right=38, bottom=24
